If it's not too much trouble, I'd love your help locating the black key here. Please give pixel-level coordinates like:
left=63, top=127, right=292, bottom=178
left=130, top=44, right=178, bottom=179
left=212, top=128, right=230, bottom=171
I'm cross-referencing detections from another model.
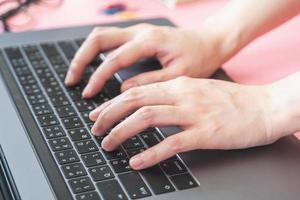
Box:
left=110, top=159, right=132, bottom=173
left=93, top=92, right=110, bottom=105
left=37, top=114, right=59, bottom=127
left=55, top=149, right=80, bottom=165
left=122, top=136, right=144, bottom=150
left=74, top=38, right=85, bottom=47
left=56, top=105, right=76, bottom=118
left=32, top=103, right=53, bottom=115
left=68, top=89, right=82, bottom=101
left=41, top=43, right=60, bottom=57
left=89, top=165, right=114, bottom=181
left=62, top=163, right=87, bottom=179
left=160, top=159, right=187, bottom=176
left=14, top=65, right=31, bottom=76
left=4, top=47, right=23, bottom=59
left=103, top=148, right=126, bottom=160
left=141, top=165, right=175, bottom=194
left=104, top=77, right=120, bottom=98
left=68, top=128, right=91, bottom=141
left=28, top=93, right=47, bottom=105
left=169, top=173, right=198, bottom=190
left=96, top=180, right=127, bottom=200
left=48, top=137, right=72, bottom=151
left=118, top=172, right=151, bottom=199
left=69, top=177, right=94, bottom=194
left=18, top=74, right=36, bottom=85
left=49, top=95, right=70, bottom=107
left=45, top=85, right=62, bottom=95
left=43, top=125, right=65, bottom=139
left=81, top=111, right=93, bottom=124
left=75, top=100, right=95, bottom=112
left=76, top=191, right=101, bottom=200
left=140, top=130, right=163, bottom=147
left=74, top=140, right=98, bottom=154
left=94, top=135, right=106, bottom=145
left=58, top=40, right=76, bottom=61
left=57, top=70, right=67, bottom=82
left=23, top=84, right=41, bottom=95
left=126, top=148, right=145, bottom=157
left=62, top=116, right=83, bottom=129
left=40, top=76, right=58, bottom=85
left=81, top=152, right=106, bottom=167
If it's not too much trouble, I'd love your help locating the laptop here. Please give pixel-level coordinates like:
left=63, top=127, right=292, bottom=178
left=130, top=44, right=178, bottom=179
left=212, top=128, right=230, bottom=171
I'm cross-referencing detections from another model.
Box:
left=0, top=18, right=300, bottom=200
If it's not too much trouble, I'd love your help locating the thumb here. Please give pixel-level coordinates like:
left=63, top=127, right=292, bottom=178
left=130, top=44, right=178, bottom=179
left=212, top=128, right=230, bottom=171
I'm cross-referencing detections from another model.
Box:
left=121, top=67, right=179, bottom=92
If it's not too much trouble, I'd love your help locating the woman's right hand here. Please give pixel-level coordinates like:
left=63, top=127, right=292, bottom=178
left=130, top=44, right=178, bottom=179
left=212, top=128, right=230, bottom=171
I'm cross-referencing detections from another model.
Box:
left=64, top=23, right=228, bottom=98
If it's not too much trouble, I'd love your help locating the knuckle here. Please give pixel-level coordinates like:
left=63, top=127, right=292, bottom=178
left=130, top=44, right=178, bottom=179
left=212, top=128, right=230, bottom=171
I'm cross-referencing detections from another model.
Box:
left=165, top=136, right=184, bottom=153
left=138, top=107, right=155, bottom=125
left=123, top=88, right=142, bottom=105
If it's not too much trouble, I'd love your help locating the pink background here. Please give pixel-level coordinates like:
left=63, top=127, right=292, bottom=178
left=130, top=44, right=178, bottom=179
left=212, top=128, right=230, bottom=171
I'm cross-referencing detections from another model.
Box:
left=2, top=0, right=300, bottom=139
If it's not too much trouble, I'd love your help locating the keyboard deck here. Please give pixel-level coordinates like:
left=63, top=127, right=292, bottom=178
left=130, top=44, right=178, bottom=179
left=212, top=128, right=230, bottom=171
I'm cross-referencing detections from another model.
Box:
left=1, top=39, right=198, bottom=200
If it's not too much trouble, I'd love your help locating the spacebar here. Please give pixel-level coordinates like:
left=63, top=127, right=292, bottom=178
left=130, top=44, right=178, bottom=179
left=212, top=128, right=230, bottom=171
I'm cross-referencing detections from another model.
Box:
left=141, top=165, right=175, bottom=194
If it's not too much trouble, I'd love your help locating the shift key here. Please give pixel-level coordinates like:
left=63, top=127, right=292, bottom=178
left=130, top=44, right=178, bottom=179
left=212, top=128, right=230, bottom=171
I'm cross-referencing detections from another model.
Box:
left=141, top=165, right=175, bottom=194
left=119, top=172, right=151, bottom=199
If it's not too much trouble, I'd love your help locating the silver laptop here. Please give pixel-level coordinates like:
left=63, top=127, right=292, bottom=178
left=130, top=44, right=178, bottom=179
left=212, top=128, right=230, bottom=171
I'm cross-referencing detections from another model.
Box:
left=0, top=18, right=300, bottom=200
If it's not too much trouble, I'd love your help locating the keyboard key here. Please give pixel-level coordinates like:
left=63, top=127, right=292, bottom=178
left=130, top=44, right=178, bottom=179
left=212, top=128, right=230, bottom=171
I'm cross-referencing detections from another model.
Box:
left=160, top=159, right=187, bottom=176
left=43, top=125, right=65, bottom=139
left=81, top=152, right=106, bottom=167
left=69, top=177, right=94, bottom=194
left=23, top=84, right=41, bottom=95
left=89, top=165, right=114, bottom=181
left=62, top=116, right=84, bottom=129
left=28, top=93, right=47, bottom=105
left=68, top=128, right=91, bottom=141
left=62, top=163, right=87, bottom=179
left=93, top=92, right=110, bottom=105
left=140, top=130, right=163, bottom=147
left=56, top=105, right=76, bottom=118
left=37, top=114, right=59, bottom=127
left=18, top=74, right=36, bottom=85
left=110, top=159, right=132, bottom=173
left=169, top=173, right=198, bottom=190
left=49, top=95, right=70, bottom=107
left=48, top=137, right=72, bottom=151
left=76, top=191, right=101, bottom=200
left=126, top=148, right=145, bottom=157
left=96, top=179, right=127, bottom=200
left=75, top=100, right=95, bottom=112
left=55, top=149, right=80, bottom=165
left=67, top=89, right=82, bottom=101
left=58, top=40, right=76, bottom=61
left=32, top=103, right=53, bottom=115
left=141, top=165, right=175, bottom=194
left=118, top=172, right=151, bottom=199
left=81, top=111, right=93, bottom=124
left=122, top=136, right=144, bottom=150
left=74, top=140, right=98, bottom=154
left=74, top=38, right=85, bottom=47
left=103, top=148, right=126, bottom=160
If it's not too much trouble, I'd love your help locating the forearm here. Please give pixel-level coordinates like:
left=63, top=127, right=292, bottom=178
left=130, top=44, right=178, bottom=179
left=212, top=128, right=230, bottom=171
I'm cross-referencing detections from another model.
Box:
left=203, top=0, right=300, bottom=63
left=267, top=71, right=300, bottom=138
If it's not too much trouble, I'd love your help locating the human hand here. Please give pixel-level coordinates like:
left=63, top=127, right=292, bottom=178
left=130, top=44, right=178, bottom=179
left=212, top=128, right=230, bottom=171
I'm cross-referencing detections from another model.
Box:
left=88, top=76, right=283, bottom=170
left=64, top=24, right=225, bottom=98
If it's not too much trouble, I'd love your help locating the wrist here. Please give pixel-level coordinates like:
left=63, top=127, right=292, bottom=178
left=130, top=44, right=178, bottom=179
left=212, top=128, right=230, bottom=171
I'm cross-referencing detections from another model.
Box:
left=266, top=72, right=300, bottom=139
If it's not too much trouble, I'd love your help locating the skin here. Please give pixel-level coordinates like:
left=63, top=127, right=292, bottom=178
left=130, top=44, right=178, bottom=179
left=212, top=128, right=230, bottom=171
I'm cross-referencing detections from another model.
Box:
left=65, top=0, right=300, bottom=170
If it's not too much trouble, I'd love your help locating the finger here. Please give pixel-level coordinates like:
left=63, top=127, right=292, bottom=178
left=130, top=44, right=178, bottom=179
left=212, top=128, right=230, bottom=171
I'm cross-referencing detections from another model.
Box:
left=121, top=68, right=176, bottom=92
left=91, top=83, right=175, bottom=136
left=129, top=130, right=196, bottom=170
left=89, top=100, right=113, bottom=121
left=65, top=27, right=130, bottom=86
left=82, top=40, right=156, bottom=98
left=101, top=105, right=191, bottom=151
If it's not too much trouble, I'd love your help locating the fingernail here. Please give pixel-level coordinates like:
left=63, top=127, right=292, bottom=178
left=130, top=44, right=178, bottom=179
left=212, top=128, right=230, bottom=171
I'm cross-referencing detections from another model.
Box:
left=64, top=72, right=73, bottom=85
left=89, top=110, right=97, bottom=121
left=101, top=137, right=112, bottom=150
left=130, top=155, right=143, bottom=169
left=82, top=85, right=92, bottom=97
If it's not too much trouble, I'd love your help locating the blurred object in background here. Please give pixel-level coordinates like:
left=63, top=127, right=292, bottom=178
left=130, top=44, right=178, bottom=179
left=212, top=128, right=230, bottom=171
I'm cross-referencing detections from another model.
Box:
left=100, top=1, right=139, bottom=20
left=160, top=0, right=199, bottom=8
left=0, top=0, right=63, bottom=33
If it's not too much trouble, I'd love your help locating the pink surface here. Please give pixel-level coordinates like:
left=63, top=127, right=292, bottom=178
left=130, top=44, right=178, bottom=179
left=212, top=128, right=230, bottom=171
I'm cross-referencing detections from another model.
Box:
left=2, top=0, right=300, bottom=139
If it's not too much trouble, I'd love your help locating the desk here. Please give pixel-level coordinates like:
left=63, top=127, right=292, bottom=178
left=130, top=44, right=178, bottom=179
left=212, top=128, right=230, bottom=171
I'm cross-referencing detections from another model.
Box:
left=2, top=0, right=300, bottom=139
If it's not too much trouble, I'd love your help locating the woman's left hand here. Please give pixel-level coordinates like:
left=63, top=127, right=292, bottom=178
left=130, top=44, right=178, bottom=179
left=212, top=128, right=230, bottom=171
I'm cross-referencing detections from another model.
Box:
left=89, top=76, right=279, bottom=170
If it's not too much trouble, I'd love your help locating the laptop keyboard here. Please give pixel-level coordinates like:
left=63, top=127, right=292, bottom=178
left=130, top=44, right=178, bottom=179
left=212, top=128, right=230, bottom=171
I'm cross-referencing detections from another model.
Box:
left=2, top=39, right=198, bottom=200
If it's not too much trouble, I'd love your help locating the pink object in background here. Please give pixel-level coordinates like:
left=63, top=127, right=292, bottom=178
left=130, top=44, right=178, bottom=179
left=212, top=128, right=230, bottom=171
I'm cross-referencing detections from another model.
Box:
left=1, top=0, right=299, bottom=140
